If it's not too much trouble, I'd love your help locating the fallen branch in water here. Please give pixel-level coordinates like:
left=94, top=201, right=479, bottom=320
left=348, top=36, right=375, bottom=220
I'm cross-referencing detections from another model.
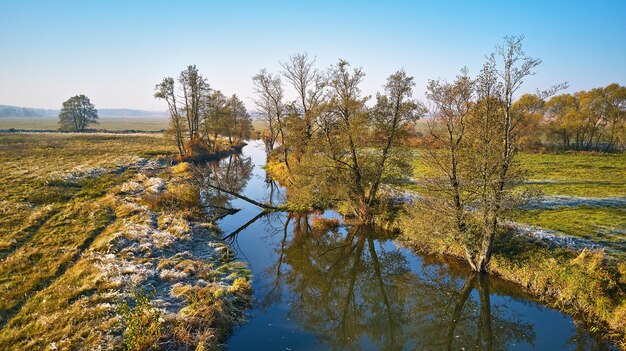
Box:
left=203, top=204, right=240, bottom=211
left=209, top=208, right=241, bottom=222
left=222, top=211, right=269, bottom=242
left=205, top=183, right=279, bottom=210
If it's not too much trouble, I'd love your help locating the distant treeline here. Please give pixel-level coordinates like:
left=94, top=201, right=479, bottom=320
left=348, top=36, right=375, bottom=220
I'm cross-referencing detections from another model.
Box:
left=417, top=83, right=625, bottom=152
left=541, top=83, right=625, bottom=151
left=0, top=105, right=167, bottom=118
left=0, top=105, right=56, bottom=117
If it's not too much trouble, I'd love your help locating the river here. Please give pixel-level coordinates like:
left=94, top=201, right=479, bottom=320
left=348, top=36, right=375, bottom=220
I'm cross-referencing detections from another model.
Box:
left=195, top=140, right=615, bottom=350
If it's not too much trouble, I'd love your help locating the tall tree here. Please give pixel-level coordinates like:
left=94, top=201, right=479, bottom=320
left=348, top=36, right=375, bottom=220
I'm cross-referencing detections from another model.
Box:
left=368, top=69, right=425, bottom=206
left=224, top=94, right=252, bottom=146
left=58, top=95, right=99, bottom=132
left=321, top=59, right=370, bottom=219
left=280, top=53, right=325, bottom=142
left=179, top=65, right=210, bottom=141
left=283, top=61, right=424, bottom=222
left=423, top=69, right=475, bottom=265
left=419, top=36, right=550, bottom=271
left=253, top=69, right=287, bottom=160
left=155, top=77, right=185, bottom=156
left=203, top=90, right=229, bottom=147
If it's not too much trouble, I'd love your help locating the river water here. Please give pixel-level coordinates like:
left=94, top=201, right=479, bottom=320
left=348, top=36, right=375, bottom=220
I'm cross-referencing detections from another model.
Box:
left=196, top=140, right=615, bottom=350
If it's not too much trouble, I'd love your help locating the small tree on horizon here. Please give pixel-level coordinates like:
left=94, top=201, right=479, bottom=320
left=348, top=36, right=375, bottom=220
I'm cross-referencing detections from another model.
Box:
left=58, top=94, right=99, bottom=131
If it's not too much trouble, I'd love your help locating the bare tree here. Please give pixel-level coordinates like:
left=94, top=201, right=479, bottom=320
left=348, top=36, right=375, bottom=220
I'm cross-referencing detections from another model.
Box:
left=478, top=35, right=542, bottom=271
left=280, top=53, right=325, bottom=140
left=424, top=69, right=475, bottom=268
left=421, top=36, right=548, bottom=271
left=253, top=69, right=288, bottom=165
left=155, top=77, right=185, bottom=156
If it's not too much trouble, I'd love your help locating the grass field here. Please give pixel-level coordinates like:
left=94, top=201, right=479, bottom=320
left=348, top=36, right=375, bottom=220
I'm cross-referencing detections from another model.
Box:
left=411, top=151, right=626, bottom=197
left=520, top=152, right=626, bottom=197
left=0, top=116, right=169, bottom=131
left=408, top=150, right=626, bottom=253
left=0, top=132, right=250, bottom=350
left=0, top=116, right=270, bottom=132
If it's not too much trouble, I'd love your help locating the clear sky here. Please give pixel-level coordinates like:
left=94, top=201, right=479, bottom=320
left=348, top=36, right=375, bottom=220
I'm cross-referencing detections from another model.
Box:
left=1, top=0, right=624, bottom=111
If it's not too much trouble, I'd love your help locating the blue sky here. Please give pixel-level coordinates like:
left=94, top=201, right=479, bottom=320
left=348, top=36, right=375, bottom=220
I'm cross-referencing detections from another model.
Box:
left=0, top=0, right=624, bottom=110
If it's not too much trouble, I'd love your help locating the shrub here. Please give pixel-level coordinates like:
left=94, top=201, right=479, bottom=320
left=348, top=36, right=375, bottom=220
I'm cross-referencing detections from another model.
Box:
left=117, top=289, right=163, bottom=351
left=142, top=183, right=202, bottom=216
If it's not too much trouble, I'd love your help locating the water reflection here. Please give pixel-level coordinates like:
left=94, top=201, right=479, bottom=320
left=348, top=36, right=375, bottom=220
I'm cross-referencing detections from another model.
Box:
left=191, top=153, right=253, bottom=215
left=255, top=219, right=535, bottom=350
left=193, top=141, right=616, bottom=350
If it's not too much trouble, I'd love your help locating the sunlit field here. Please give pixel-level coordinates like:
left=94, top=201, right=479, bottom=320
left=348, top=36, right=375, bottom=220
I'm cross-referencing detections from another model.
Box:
left=407, top=151, right=626, bottom=254
left=0, top=133, right=250, bottom=350
left=0, top=116, right=169, bottom=131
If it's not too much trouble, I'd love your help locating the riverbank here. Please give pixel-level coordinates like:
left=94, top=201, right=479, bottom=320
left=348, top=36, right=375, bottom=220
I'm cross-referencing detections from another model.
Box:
left=264, top=153, right=626, bottom=349
left=218, top=140, right=618, bottom=349
left=0, top=133, right=251, bottom=350
left=399, top=211, right=626, bottom=348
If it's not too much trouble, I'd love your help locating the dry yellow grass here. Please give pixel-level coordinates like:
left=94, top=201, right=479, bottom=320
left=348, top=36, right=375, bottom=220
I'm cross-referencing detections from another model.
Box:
left=0, top=132, right=251, bottom=350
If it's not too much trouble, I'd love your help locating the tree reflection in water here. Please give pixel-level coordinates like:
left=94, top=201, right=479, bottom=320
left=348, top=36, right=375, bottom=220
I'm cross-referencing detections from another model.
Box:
left=194, top=148, right=613, bottom=350
left=248, top=216, right=534, bottom=350
left=191, top=154, right=254, bottom=212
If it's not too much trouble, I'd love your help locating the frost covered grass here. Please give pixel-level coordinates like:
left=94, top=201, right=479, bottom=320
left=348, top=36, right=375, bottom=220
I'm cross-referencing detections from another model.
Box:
left=0, top=133, right=251, bottom=350
left=0, top=133, right=172, bottom=244
left=512, top=206, right=626, bottom=256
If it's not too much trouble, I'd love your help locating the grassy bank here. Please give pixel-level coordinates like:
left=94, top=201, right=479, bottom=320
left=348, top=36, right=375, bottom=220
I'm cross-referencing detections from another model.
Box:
left=399, top=209, right=626, bottom=348
left=0, top=133, right=251, bottom=350
left=266, top=149, right=626, bottom=348
left=402, top=150, right=626, bottom=347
